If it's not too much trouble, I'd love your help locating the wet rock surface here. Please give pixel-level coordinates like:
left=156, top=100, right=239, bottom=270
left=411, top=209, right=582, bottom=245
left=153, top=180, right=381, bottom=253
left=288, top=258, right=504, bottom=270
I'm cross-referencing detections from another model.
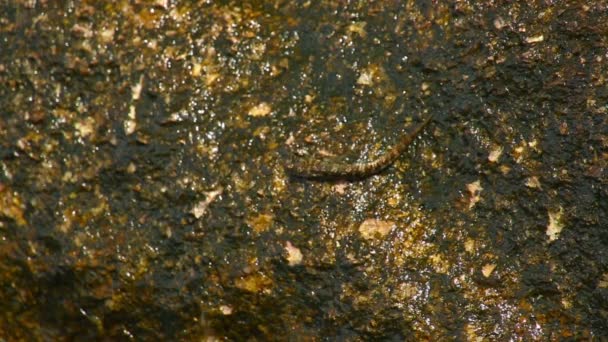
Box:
left=1, top=1, right=607, bottom=340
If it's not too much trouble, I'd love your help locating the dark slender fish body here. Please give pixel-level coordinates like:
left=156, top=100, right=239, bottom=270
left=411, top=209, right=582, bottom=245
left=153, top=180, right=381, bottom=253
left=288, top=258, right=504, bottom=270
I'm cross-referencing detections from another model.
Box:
left=285, top=115, right=432, bottom=179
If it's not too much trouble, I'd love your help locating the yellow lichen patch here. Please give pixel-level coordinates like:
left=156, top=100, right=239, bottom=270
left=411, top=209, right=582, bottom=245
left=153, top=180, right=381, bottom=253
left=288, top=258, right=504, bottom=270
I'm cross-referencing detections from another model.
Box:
left=387, top=217, right=435, bottom=267
left=125, top=105, right=137, bottom=135
left=248, top=41, right=267, bottom=60
left=190, top=61, right=203, bottom=77
left=191, top=187, right=223, bottom=219
left=358, top=219, right=395, bottom=240
left=203, top=67, right=220, bottom=86
left=272, top=170, right=287, bottom=194
left=482, top=263, right=497, bottom=278
left=53, top=108, right=76, bottom=121
left=74, top=117, right=96, bottom=138
left=395, top=282, right=419, bottom=301
left=131, top=74, right=144, bottom=101
left=356, top=70, right=373, bottom=86
left=356, top=64, right=386, bottom=86
left=387, top=194, right=400, bottom=208
left=195, top=141, right=219, bottom=160
left=598, top=273, right=608, bottom=288
left=526, top=34, right=544, bottom=44
left=488, top=145, right=503, bottom=163
left=253, top=125, right=271, bottom=139
left=525, top=176, right=541, bottom=189
left=235, top=272, right=273, bottom=293
left=429, top=253, right=450, bottom=274
left=284, top=241, right=303, bottom=266
left=561, top=298, right=572, bottom=309
left=347, top=21, right=367, bottom=38
left=57, top=207, right=75, bottom=233
left=493, top=16, right=506, bottom=30
left=247, top=213, right=274, bottom=233
left=126, top=162, right=137, bottom=174
left=466, top=180, right=483, bottom=209
left=248, top=102, right=272, bottom=117
left=304, top=94, right=315, bottom=103
left=332, top=181, right=348, bottom=195
left=511, top=142, right=528, bottom=163
left=0, top=184, right=27, bottom=226
left=219, top=305, right=233, bottom=315
left=464, top=238, right=476, bottom=254
left=546, top=207, right=565, bottom=242
left=99, top=26, right=115, bottom=44
left=465, top=323, right=484, bottom=342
